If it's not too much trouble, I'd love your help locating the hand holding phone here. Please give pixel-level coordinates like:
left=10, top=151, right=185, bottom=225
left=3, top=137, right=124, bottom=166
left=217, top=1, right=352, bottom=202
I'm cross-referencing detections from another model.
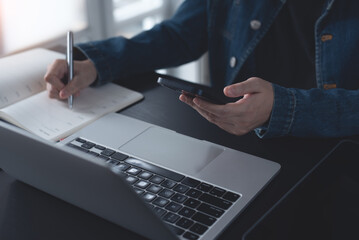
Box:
left=157, top=76, right=238, bottom=104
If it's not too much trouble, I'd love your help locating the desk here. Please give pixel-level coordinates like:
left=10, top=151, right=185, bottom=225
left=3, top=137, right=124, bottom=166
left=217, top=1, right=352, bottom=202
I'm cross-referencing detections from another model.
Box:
left=0, top=73, right=357, bottom=239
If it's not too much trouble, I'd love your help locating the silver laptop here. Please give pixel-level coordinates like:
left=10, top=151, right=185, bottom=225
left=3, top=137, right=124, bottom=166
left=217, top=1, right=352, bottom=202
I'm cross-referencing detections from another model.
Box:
left=0, top=113, right=280, bottom=240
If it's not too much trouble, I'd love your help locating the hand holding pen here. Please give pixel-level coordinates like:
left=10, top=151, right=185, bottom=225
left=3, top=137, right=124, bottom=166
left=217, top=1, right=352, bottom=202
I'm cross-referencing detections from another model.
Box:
left=44, top=32, right=98, bottom=102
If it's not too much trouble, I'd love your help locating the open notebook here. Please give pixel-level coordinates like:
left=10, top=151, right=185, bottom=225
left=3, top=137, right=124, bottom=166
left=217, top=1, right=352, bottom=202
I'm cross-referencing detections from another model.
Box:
left=0, top=48, right=143, bottom=141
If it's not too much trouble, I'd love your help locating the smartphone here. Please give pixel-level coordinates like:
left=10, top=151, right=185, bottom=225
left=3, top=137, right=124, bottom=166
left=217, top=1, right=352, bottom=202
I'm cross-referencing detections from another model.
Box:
left=157, top=76, right=237, bottom=104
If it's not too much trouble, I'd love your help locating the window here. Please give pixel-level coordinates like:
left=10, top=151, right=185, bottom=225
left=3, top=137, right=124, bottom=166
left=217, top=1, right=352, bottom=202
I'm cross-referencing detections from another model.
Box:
left=0, top=0, right=88, bottom=56
left=111, top=0, right=169, bottom=37
left=0, top=0, right=203, bottom=83
left=0, top=0, right=175, bottom=57
left=113, top=0, right=164, bottom=23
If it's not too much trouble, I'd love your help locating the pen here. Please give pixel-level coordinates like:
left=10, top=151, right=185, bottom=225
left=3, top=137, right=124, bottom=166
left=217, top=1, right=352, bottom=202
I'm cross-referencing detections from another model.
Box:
left=66, top=31, right=74, bottom=109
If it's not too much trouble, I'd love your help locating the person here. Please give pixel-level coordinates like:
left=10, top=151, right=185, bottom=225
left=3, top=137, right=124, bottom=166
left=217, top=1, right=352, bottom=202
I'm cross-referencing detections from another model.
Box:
left=44, top=0, right=359, bottom=139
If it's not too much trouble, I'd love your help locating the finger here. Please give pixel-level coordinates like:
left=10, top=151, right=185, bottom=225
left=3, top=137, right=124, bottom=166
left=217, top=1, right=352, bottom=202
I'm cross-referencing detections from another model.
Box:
left=179, top=93, right=194, bottom=106
left=46, top=83, right=59, bottom=98
left=46, top=59, right=67, bottom=77
left=180, top=94, right=223, bottom=123
left=45, top=74, right=65, bottom=91
left=180, top=94, right=245, bottom=133
left=44, top=59, right=67, bottom=90
left=48, top=89, right=60, bottom=99
left=46, top=76, right=65, bottom=90
left=224, top=77, right=263, bottom=98
left=190, top=105, right=240, bottom=132
left=192, top=97, right=230, bottom=116
left=180, top=94, right=213, bottom=116
left=58, top=60, right=98, bottom=99
left=192, top=103, right=220, bottom=123
left=59, top=75, right=86, bottom=99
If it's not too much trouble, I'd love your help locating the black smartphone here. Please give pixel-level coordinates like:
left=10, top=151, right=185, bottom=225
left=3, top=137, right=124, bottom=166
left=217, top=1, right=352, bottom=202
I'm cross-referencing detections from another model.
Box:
left=157, top=76, right=236, bottom=104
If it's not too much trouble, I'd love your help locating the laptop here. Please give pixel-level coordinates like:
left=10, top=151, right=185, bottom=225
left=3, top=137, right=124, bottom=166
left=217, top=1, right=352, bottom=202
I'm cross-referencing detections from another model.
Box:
left=0, top=112, right=280, bottom=240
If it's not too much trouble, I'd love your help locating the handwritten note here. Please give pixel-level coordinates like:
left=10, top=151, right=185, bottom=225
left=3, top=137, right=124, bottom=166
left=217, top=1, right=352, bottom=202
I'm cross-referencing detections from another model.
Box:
left=0, top=83, right=143, bottom=141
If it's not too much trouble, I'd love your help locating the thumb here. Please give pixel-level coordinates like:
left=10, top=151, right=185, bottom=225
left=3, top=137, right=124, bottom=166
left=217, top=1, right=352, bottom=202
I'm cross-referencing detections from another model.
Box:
left=224, top=77, right=263, bottom=97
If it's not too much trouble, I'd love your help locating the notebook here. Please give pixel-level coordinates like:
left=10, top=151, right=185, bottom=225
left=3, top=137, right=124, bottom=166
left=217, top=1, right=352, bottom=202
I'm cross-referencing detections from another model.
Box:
left=0, top=48, right=143, bottom=141
left=0, top=111, right=281, bottom=240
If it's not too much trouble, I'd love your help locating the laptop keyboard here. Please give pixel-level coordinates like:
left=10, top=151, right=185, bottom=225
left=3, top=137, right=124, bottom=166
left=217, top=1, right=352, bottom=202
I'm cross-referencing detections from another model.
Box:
left=68, top=138, right=242, bottom=239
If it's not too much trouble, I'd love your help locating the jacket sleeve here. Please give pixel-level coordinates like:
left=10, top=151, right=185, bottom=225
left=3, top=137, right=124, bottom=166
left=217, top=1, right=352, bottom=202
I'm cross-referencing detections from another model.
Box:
left=76, top=0, right=208, bottom=86
left=255, top=84, right=359, bottom=138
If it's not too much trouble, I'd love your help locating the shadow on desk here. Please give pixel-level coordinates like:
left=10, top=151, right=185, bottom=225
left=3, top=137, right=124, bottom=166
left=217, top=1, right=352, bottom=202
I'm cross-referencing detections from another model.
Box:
left=0, top=180, right=145, bottom=240
left=243, top=140, right=359, bottom=240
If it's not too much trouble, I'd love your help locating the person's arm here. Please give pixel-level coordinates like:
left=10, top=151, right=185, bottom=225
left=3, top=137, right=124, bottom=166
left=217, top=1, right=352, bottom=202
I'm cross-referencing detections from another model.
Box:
left=77, top=0, right=208, bottom=86
left=255, top=84, right=359, bottom=138
left=180, top=77, right=359, bottom=138
left=44, top=0, right=208, bottom=100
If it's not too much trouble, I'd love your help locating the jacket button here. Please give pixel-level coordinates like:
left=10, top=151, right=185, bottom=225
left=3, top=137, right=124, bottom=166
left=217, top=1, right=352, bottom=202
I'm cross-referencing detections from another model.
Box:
left=321, top=34, right=333, bottom=42
left=323, top=83, right=336, bottom=89
left=230, top=57, right=237, bottom=68
left=250, top=20, right=261, bottom=30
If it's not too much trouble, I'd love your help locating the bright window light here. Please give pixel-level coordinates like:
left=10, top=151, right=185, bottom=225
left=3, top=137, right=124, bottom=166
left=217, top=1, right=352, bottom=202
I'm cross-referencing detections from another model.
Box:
left=0, top=0, right=87, bottom=54
left=113, top=0, right=163, bottom=22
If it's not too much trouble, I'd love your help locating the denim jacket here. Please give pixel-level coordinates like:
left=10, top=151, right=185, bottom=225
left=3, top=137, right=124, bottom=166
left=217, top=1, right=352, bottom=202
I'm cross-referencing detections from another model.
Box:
left=77, top=0, right=359, bottom=138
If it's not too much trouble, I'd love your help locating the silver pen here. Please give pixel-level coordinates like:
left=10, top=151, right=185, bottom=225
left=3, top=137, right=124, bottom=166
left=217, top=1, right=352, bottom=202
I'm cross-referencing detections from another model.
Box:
left=66, top=31, right=74, bottom=109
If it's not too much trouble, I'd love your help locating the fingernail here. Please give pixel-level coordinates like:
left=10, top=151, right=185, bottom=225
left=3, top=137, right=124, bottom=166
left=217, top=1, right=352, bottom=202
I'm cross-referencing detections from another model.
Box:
left=193, top=97, right=200, bottom=105
left=224, top=87, right=232, bottom=96
left=60, top=90, right=68, bottom=98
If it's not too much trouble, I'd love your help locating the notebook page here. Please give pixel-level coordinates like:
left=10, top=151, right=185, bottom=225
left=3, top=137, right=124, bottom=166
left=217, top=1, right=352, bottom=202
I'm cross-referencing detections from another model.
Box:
left=0, top=83, right=143, bottom=141
left=0, top=48, right=64, bottom=109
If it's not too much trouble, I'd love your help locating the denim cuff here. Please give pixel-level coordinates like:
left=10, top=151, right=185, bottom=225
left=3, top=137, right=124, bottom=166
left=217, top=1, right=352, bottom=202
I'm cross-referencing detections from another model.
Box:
left=76, top=42, right=113, bottom=87
left=255, top=83, right=296, bottom=138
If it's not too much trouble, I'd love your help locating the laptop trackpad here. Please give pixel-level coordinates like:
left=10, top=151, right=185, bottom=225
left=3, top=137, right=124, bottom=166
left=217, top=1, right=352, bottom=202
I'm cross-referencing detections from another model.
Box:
left=119, top=127, right=224, bottom=176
